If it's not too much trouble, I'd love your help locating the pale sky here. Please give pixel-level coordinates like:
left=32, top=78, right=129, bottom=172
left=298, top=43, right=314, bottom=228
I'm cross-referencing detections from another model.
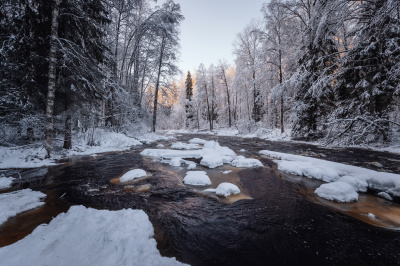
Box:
left=172, top=0, right=267, bottom=75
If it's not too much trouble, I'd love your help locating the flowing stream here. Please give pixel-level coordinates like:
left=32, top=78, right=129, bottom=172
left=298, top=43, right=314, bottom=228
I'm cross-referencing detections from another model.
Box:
left=0, top=134, right=399, bottom=265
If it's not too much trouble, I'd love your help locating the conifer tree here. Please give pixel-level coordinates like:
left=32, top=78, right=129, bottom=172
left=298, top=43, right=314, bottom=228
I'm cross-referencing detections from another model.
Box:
left=185, top=71, right=194, bottom=129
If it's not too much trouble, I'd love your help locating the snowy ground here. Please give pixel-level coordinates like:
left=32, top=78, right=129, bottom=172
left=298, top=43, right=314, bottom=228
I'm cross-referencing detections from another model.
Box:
left=260, top=150, right=400, bottom=202
left=0, top=129, right=174, bottom=169
left=0, top=205, right=186, bottom=266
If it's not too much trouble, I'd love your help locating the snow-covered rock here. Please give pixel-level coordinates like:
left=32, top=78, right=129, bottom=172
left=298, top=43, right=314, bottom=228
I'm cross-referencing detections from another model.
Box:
left=120, top=169, right=147, bottom=183
left=169, top=157, right=183, bottom=167
left=222, top=170, right=232, bottom=174
left=171, top=142, right=200, bottom=150
left=189, top=138, right=207, bottom=144
left=260, top=149, right=400, bottom=202
left=0, top=175, right=15, bottom=190
left=216, top=183, right=240, bottom=197
left=367, top=213, right=376, bottom=219
left=0, top=206, right=186, bottom=266
left=240, top=149, right=245, bottom=152
left=187, top=164, right=196, bottom=170
left=315, top=182, right=359, bottom=202
left=200, top=155, right=224, bottom=169
left=183, top=171, right=211, bottom=186
left=157, top=144, right=164, bottom=148
left=0, top=189, right=46, bottom=225
left=231, top=156, right=262, bottom=168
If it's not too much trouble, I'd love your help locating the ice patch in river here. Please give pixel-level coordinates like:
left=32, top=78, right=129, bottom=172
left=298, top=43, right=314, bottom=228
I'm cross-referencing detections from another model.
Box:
left=216, top=183, right=240, bottom=197
left=0, top=175, right=15, bottom=190
left=183, top=171, right=211, bottom=186
left=260, top=150, right=400, bottom=202
left=0, top=189, right=46, bottom=225
left=367, top=213, right=376, bottom=219
left=231, top=156, right=262, bottom=168
left=171, top=142, right=201, bottom=150
left=222, top=170, right=232, bottom=174
left=119, top=169, right=147, bottom=182
left=0, top=206, right=187, bottom=266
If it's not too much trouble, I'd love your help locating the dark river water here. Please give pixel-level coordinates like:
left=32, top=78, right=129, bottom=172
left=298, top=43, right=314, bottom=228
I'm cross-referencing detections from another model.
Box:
left=1, top=134, right=400, bottom=265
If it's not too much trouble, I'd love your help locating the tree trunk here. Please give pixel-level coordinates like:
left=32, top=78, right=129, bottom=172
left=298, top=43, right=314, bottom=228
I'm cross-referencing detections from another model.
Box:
left=222, top=68, right=232, bottom=127
left=63, top=92, right=72, bottom=149
left=152, top=36, right=165, bottom=132
left=45, top=0, right=60, bottom=158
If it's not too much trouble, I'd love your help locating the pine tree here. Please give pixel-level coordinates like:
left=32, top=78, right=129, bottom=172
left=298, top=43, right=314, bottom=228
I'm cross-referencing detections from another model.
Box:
left=328, top=0, right=400, bottom=144
left=185, top=71, right=194, bottom=129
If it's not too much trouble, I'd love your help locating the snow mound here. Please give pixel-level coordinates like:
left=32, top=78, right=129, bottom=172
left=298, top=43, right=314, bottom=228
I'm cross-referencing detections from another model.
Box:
left=216, top=183, right=240, bottom=197
left=315, top=182, right=358, bottom=202
left=222, top=170, right=232, bottom=174
left=0, top=206, right=186, bottom=266
left=120, top=169, right=147, bottom=183
left=0, top=189, right=46, bottom=225
left=231, top=156, right=262, bottom=168
left=187, top=163, right=196, bottom=170
left=157, top=144, right=164, bottom=148
left=189, top=138, right=207, bottom=144
left=169, top=157, right=183, bottom=167
left=171, top=142, right=200, bottom=150
left=367, top=213, right=376, bottom=219
left=0, top=175, right=15, bottom=190
left=200, top=155, right=224, bottom=169
left=183, top=171, right=211, bottom=186
left=240, top=149, right=245, bottom=152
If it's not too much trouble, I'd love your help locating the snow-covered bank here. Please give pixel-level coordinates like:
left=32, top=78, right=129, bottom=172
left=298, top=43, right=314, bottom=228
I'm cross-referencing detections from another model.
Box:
left=0, top=206, right=186, bottom=266
left=0, top=189, right=46, bottom=225
left=0, top=130, right=172, bottom=169
left=260, top=150, right=400, bottom=202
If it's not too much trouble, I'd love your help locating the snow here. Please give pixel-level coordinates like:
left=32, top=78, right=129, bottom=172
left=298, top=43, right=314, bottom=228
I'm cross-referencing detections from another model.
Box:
left=231, top=156, right=262, bottom=168
left=315, top=182, right=359, bottom=202
left=141, top=140, right=237, bottom=169
left=378, top=192, right=393, bottom=201
left=169, top=157, right=183, bottom=167
left=140, top=149, right=204, bottom=159
left=189, top=138, right=207, bottom=144
left=183, top=171, right=211, bottom=186
left=171, top=142, right=200, bottom=150
left=240, top=149, right=245, bottom=152
left=215, top=183, right=240, bottom=197
left=187, top=163, right=196, bottom=170
left=0, top=206, right=186, bottom=266
left=0, top=189, right=46, bottom=225
left=260, top=149, right=400, bottom=202
left=200, top=155, right=224, bottom=168
left=0, top=130, right=176, bottom=169
left=157, top=144, right=165, bottom=148
left=119, top=169, right=147, bottom=183
left=0, top=175, right=15, bottom=189
left=367, top=213, right=376, bottom=219
left=222, top=170, right=232, bottom=174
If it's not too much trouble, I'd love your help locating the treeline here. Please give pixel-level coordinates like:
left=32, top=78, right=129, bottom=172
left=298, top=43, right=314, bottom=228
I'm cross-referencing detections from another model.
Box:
left=0, top=0, right=183, bottom=155
left=181, top=0, right=400, bottom=145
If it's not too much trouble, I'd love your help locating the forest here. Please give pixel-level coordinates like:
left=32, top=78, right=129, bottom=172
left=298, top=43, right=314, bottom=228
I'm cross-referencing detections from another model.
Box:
left=1, top=0, right=400, bottom=157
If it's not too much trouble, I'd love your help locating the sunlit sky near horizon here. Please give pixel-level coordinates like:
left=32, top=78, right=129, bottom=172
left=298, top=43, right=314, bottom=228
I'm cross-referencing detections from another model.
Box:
left=170, top=0, right=267, bottom=77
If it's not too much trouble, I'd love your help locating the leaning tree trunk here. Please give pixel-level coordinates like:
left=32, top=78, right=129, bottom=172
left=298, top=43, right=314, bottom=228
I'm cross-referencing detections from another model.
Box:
left=45, top=0, right=60, bottom=158
left=152, top=36, right=165, bottom=132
